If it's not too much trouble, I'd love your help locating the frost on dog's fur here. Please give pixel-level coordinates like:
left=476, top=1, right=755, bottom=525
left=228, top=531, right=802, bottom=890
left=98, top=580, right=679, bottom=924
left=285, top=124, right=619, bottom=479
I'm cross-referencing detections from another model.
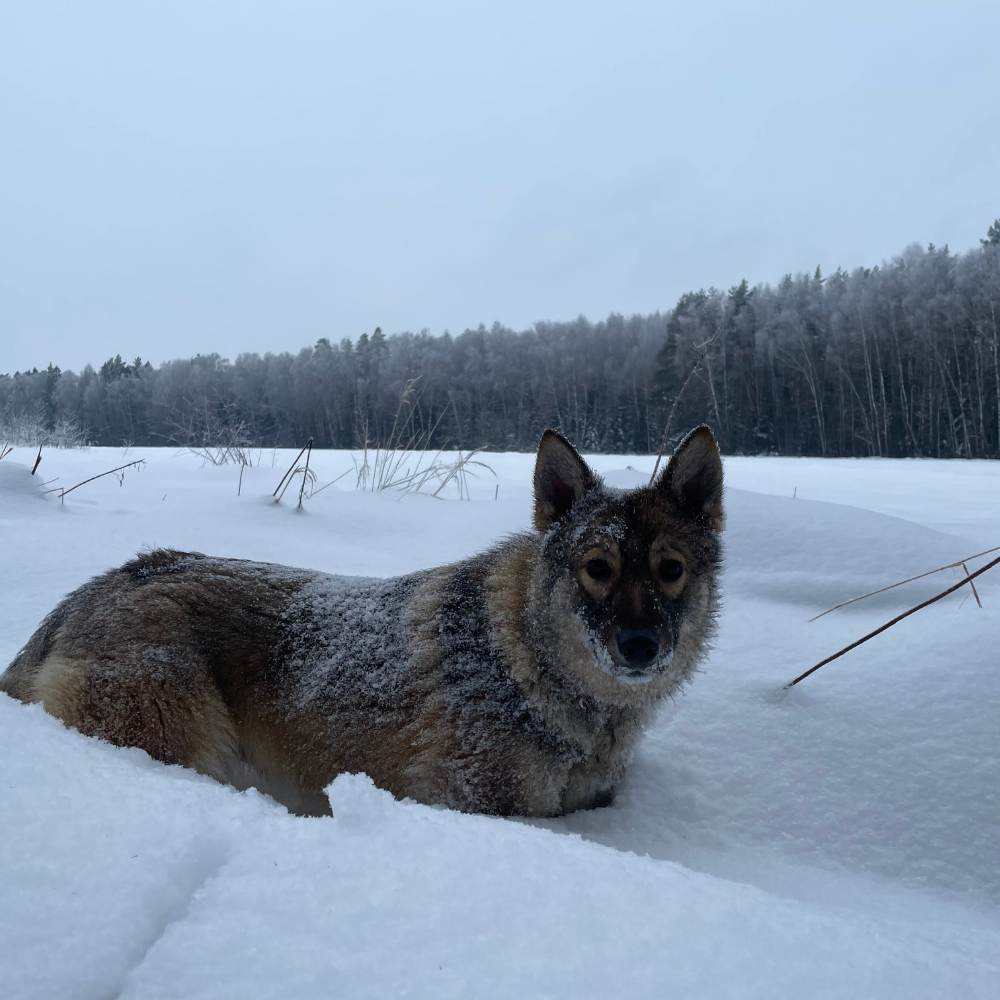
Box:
left=0, top=427, right=724, bottom=817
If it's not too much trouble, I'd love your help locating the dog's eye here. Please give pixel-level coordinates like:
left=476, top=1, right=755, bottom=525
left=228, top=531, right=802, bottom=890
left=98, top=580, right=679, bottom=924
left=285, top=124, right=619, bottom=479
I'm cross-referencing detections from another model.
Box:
left=585, top=558, right=613, bottom=582
left=658, top=558, right=684, bottom=583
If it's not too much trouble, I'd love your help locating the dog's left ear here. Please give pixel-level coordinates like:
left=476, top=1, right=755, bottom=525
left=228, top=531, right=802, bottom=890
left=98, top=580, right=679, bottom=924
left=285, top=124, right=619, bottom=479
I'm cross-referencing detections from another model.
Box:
left=533, top=430, right=598, bottom=532
left=655, top=425, right=724, bottom=529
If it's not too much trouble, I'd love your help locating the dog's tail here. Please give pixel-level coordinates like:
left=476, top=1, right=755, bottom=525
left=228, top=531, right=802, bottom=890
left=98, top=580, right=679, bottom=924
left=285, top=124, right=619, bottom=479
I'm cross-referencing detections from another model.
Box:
left=1, top=550, right=200, bottom=703
left=0, top=598, right=74, bottom=702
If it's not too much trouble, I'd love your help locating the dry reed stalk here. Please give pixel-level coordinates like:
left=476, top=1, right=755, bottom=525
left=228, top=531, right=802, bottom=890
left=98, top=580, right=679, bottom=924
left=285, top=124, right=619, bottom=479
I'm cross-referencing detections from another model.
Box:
left=963, top=562, right=983, bottom=608
left=649, top=327, right=722, bottom=485
left=47, top=460, right=145, bottom=504
left=297, top=439, right=314, bottom=509
left=808, top=543, right=1000, bottom=621
left=786, top=553, right=1000, bottom=688
left=273, top=438, right=314, bottom=500
left=309, top=468, right=351, bottom=497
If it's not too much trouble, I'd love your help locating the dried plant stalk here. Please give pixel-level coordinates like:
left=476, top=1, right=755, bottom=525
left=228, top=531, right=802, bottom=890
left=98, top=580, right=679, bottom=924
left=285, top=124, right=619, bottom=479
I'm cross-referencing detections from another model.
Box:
left=808, top=544, right=1000, bottom=621
left=963, top=562, right=983, bottom=609
left=649, top=326, right=722, bottom=485
left=273, top=439, right=314, bottom=500
left=47, top=460, right=145, bottom=504
left=787, top=554, right=1000, bottom=688
left=297, top=439, right=314, bottom=509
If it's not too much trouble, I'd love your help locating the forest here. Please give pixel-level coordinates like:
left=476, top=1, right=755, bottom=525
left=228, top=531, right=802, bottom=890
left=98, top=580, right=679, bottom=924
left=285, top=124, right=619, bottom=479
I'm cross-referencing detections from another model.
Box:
left=3, top=223, right=1000, bottom=458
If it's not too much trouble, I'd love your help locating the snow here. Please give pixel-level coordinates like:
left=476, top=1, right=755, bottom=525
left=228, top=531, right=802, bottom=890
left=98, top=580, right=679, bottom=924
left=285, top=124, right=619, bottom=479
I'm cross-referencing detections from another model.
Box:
left=2, top=446, right=999, bottom=998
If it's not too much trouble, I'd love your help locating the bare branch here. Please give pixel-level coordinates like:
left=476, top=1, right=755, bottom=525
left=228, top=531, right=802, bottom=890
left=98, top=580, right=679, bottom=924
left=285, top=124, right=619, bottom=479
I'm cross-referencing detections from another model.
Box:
left=787, top=554, right=1000, bottom=688
left=808, top=544, right=1000, bottom=621
left=273, top=439, right=314, bottom=499
left=649, top=327, right=722, bottom=485
left=55, top=460, right=146, bottom=504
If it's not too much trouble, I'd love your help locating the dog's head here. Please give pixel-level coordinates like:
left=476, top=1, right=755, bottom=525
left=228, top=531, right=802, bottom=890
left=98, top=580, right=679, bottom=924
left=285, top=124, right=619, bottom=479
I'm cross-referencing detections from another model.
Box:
left=530, top=426, right=724, bottom=697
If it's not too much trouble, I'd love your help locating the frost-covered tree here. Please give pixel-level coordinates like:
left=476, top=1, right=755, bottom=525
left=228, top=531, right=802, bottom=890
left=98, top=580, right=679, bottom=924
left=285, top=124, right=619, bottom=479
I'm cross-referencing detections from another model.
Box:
left=3, top=226, right=1000, bottom=456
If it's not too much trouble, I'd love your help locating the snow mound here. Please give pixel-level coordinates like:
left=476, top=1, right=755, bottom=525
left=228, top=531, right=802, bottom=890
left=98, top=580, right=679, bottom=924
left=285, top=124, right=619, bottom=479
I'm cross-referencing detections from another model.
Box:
left=2, top=702, right=998, bottom=1000
left=2, top=447, right=999, bottom=998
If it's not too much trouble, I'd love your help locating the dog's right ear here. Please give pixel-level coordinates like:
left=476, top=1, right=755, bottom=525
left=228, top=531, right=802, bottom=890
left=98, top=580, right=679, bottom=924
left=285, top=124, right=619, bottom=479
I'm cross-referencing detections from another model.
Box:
left=533, top=430, right=598, bottom=532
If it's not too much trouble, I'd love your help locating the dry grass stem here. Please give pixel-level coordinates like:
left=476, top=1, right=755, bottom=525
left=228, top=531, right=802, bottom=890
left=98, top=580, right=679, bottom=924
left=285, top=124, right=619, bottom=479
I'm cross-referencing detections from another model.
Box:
left=649, top=327, right=722, bottom=485
left=297, top=440, right=314, bottom=510
left=808, top=543, right=1000, bottom=621
left=47, top=460, right=146, bottom=504
left=273, top=439, right=314, bottom=500
left=963, top=562, right=983, bottom=608
left=351, top=382, right=494, bottom=499
left=309, top=468, right=351, bottom=497
left=273, top=439, right=317, bottom=506
left=164, top=392, right=260, bottom=467
left=787, top=554, right=1000, bottom=688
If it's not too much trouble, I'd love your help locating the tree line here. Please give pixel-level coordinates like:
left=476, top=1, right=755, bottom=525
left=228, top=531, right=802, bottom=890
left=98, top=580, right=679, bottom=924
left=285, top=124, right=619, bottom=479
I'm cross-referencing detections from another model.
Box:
left=3, top=223, right=999, bottom=457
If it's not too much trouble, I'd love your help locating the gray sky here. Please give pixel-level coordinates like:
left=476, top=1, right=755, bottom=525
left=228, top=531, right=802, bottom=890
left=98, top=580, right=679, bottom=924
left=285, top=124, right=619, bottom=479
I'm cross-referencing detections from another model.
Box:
left=2, top=0, right=998, bottom=373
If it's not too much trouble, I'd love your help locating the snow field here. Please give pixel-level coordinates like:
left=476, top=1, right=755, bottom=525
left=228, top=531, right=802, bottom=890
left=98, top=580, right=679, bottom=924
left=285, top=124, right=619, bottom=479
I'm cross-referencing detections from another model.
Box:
left=1, top=446, right=998, bottom=998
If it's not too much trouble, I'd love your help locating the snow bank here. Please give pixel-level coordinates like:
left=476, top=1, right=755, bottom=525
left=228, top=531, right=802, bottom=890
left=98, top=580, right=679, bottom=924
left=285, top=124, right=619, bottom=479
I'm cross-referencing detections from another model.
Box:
left=1, top=447, right=998, bottom=998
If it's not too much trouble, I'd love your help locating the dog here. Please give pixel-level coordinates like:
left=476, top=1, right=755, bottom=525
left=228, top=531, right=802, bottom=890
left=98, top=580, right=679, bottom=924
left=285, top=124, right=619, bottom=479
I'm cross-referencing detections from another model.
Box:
left=0, top=426, right=724, bottom=817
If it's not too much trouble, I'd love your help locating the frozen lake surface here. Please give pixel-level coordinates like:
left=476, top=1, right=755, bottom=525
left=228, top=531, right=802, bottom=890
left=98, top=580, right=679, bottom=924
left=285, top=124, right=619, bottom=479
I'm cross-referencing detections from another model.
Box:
left=2, top=446, right=998, bottom=999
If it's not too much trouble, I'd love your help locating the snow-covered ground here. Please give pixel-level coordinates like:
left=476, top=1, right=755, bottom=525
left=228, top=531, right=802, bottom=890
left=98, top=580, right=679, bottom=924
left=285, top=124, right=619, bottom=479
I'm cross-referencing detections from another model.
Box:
left=2, top=446, right=998, bottom=999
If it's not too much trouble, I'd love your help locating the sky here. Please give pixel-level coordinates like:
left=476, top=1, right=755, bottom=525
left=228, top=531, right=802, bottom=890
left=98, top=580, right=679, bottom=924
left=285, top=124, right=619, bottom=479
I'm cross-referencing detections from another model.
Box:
left=2, top=0, right=998, bottom=374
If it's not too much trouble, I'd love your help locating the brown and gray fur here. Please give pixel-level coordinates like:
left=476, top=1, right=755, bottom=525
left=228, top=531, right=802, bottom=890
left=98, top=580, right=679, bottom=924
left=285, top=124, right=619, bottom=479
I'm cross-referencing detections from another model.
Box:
left=0, top=427, right=724, bottom=817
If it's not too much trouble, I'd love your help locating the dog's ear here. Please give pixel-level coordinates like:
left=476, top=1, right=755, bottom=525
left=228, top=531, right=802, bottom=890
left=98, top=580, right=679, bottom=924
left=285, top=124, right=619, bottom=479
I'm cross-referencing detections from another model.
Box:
left=655, top=425, right=724, bottom=528
left=533, top=430, right=598, bottom=532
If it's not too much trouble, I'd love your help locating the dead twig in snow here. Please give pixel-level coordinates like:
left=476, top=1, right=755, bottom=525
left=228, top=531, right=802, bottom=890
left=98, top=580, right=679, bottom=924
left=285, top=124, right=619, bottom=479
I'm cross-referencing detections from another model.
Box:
left=274, top=439, right=318, bottom=506
left=309, top=469, right=351, bottom=497
left=52, top=460, right=146, bottom=504
left=808, top=543, right=1000, bottom=621
left=273, top=439, right=314, bottom=500
left=787, top=554, right=1000, bottom=688
left=963, top=562, right=983, bottom=609
left=649, top=327, right=722, bottom=485
left=31, top=446, right=42, bottom=475
left=297, top=439, right=314, bottom=510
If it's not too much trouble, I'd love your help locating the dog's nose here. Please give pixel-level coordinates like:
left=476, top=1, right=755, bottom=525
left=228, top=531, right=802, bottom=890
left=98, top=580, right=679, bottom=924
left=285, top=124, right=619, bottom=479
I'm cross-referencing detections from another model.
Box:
left=616, top=627, right=660, bottom=667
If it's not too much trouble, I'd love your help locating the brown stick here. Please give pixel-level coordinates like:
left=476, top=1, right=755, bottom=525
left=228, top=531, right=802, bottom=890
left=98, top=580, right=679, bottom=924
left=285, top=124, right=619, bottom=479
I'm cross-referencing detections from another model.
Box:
left=808, top=544, right=1000, bottom=621
left=31, top=446, right=42, bottom=475
left=963, top=562, right=983, bottom=608
left=787, top=554, right=1000, bottom=688
left=297, top=438, right=314, bottom=509
left=57, top=460, right=145, bottom=503
left=272, top=438, right=313, bottom=499
left=649, top=359, right=706, bottom=485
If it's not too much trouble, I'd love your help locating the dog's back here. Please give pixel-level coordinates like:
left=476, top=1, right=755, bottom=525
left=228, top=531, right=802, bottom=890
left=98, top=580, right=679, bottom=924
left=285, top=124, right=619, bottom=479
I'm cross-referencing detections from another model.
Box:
left=2, top=550, right=443, bottom=815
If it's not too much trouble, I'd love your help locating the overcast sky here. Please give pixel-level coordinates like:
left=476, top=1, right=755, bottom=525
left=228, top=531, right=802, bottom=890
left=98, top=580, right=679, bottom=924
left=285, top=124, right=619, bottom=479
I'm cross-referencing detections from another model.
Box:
left=2, top=0, right=998, bottom=373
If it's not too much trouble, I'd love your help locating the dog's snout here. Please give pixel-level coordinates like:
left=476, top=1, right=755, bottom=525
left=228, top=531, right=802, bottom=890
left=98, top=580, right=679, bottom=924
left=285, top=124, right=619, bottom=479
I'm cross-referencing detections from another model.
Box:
left=616, top=627, right=660, bottom=668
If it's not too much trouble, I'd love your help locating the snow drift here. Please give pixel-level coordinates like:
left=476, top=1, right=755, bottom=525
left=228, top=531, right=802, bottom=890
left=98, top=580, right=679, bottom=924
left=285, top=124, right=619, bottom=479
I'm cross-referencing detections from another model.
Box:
left=2, top=448, right=998, bottom=998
